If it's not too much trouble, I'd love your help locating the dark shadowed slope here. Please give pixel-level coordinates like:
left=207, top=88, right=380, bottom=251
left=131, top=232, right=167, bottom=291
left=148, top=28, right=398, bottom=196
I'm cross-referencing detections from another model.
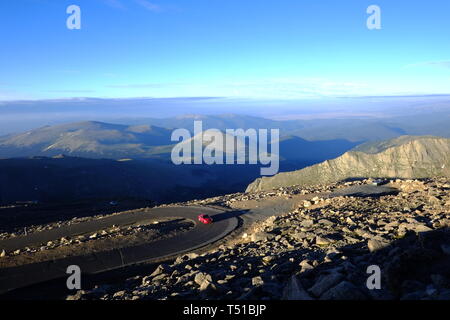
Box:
left=0, top=156, right=264, bottom=207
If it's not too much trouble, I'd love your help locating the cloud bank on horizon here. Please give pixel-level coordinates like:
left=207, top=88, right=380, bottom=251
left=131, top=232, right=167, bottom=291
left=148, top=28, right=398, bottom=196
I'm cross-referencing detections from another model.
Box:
left=0, top=0, right=450, bottom=101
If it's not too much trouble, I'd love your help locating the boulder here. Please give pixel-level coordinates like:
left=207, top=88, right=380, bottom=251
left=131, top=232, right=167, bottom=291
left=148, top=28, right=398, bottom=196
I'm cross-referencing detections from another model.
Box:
left=282, top=275, right=313, bottom=300
left=309, top=272, right=344, bottom=297
left=320, top=281, right=367, bottom=300
left=150, top=264, right=171, bottom=277
left=252, top=276, right=264, bottom=287
left=194, top=272, right=213, bottom=286
left=367, top=239, right=390, bottom=252
left=251, top=232, right=274, bottom=242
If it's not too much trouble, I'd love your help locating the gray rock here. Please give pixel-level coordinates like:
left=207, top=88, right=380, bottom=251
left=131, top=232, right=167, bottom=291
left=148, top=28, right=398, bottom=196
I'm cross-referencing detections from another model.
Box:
left=262, top=256, right=275, bottom=265
left=66, top=290, right=86, bottom=300
left=194, top=272, right=213, bottom=286
left=199, top=280, right=217, bottom=292
left=174, top=254, right=190, bottom=265
left=367, top=239, right=390, bottom=252
left=291, top=232, right=308, bottom=241
left=113, top=290, right=126, bottom=298
left=152, top=273, right=167, bottom=282
left=302, top=201, right=312, bottom=208
left=399, top=223, right=432, bottom=233
left=186, top=252, right=199, bottom=260
left=251, top=232, right=274, bottom=242
left=252, top=276, right=264, bottom=286
left=150, top=264, right=170, bottom=277
left=282, top=275, right=313, bottom=300
left=413, top=224, right=433, bottom=233
left=318, top=219, right=334, bottom=226
left=315, top=236, right=331, bottom=246
left=320, top=281, right=367, bottom=300
left=300, top=219, right=314, bottom=228
left=299, top=259, right=314, bottom=272
left=309, top=272, right=344, bottom=297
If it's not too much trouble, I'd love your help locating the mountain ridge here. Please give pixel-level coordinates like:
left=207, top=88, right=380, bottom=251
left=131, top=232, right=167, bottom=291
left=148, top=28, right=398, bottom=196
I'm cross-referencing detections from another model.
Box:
left=246, top=135, right=450, bottom=192
left=0, top=120, right=358, bottom=168
left=0, top=121, right=174, bottom=159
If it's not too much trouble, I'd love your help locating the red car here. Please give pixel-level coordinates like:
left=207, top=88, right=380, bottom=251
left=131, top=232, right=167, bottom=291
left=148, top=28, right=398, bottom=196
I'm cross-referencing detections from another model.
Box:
left=198, top=214, right=213, bottom=224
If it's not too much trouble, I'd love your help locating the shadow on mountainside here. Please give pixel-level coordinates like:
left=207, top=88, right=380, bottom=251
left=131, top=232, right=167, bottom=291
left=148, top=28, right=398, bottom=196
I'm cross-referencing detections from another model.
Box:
left=328, top=183, right=399, bottom=198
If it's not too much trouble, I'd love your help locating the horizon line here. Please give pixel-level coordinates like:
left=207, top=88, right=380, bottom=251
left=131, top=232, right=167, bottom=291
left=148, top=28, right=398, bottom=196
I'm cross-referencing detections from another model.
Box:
left=2, top=93, right=450, bottom=103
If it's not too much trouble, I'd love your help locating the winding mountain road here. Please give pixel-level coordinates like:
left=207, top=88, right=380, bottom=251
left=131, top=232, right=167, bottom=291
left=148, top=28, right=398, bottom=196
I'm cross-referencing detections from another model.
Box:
left=0, top=184, right=397, bottom=295
left=0, top=206, right=239, bottom=294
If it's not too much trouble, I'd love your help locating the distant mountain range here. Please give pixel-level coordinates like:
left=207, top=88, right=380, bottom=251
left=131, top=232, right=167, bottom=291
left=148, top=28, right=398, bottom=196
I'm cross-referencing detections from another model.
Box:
left=0, top=121, right=174, bottom=159
left=2, top=96, right=449, bottom=138
left=111, top=112, right=450, bottom=142
left=0, top=119, right=360, bottom=204
left=0, top=119, right=359, bottom=167
left=1, top=115, right=449, bottom=204
left=4, top=112, right=448, bottom=163
left=246, top=136, right=450, bottom=192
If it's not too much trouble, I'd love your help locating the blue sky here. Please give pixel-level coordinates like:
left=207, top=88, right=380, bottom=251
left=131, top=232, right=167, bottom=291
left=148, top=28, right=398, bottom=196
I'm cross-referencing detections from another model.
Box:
left=0, top=0, right=450, bottom=100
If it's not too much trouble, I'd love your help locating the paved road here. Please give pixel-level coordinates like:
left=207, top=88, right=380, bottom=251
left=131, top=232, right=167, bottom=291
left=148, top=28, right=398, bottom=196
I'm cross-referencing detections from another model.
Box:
left=0, top=206, right=239, bottom=294
left=0, top=184, right=397, bottom=295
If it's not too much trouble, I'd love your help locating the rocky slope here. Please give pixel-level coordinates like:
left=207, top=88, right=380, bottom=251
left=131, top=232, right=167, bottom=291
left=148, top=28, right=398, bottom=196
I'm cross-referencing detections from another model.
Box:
left=247, top=136, right=450, bottom=193
left=67, top=178, right=450, bottom=300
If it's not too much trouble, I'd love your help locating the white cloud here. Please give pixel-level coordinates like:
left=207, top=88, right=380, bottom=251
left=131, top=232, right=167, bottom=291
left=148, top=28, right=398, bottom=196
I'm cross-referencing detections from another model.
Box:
left=47, top=90, right=96, bottom=93
left=134, top=0, right=162, bottom=12
left=99, top=77, right=429, bottom=99
left=106, top=83, right=180, bottom=89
